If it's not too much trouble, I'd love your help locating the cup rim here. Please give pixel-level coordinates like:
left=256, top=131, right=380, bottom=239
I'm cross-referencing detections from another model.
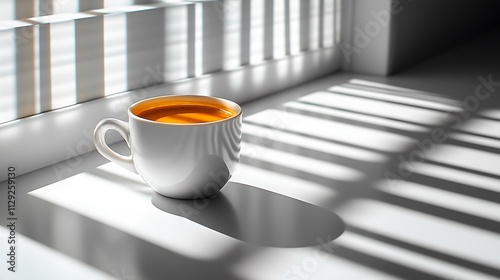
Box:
left=128, top=95, right=242, bottom=126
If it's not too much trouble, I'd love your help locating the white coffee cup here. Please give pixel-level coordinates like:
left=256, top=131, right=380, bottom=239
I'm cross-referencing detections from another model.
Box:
left=93, top=95, right=242, bottom=199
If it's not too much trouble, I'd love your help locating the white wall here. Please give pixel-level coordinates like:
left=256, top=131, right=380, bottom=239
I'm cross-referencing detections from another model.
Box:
left=342, top=0, right=500, bottom=75
left=341, top=0, right=395, bottom=75
left=387, top=0, right=500, bottom=74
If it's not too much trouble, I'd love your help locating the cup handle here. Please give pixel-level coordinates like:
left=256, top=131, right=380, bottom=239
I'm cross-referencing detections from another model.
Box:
left=94, top=118, right=137, bottom=173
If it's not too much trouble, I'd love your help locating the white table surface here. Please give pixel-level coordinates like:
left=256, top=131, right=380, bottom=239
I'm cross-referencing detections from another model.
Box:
left=1, top=74, right=500, bottom=280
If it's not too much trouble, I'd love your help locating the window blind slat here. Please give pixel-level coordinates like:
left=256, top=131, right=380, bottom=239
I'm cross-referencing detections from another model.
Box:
left=240, top=0, right=250, bottom=66
left=334, top=0, right=341, bottom=44
left=75, top=16, right=105, bottom=102
left=39, top=0, right=53, bottom=17
left=126, top=7, right=165, bottom=90
left=263, top=0, right=274, bottom=60
left=49, top=20, right=77, bottom=109
left=15, top=25, right=37, bottom=117
left=79, top=0, right=104, bottom=11
left=38, top=23, right=52, bottom=112
left=102, top=13, right=127, bottom=96
left=323, top=0, right=334, bottom=47
left=16, top=0, right=35, bottom=19
left=202, top=2, right=223, bottom=74
left=309, top=0, right=320, bottom=50
left=187, top=4, right=196, bottom=78
left=249, top=0, right=264, bottom=64
left=1, top=0, right=151, bottom=21
left=0, top=28, right=17, bottom=123
left=300, top=0, right=310, bottom=52
left=273, top=0, right=286, bottom=59
left=284, top=0, right=291, bottom=55
left=319, top=0, right=324, bottom=47
left=289, top=0, right=300, bottom=55
left=223, top=0, right=242, bottom=69
left=164, top=5, right=188, bottom=82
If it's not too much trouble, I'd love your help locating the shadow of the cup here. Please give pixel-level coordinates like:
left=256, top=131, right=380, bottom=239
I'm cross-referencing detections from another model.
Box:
left=152, top=182, right=345, bottom=248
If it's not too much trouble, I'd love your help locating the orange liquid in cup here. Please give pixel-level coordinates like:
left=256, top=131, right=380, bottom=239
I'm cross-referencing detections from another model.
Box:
left=137, top=104, right=236, bottom=124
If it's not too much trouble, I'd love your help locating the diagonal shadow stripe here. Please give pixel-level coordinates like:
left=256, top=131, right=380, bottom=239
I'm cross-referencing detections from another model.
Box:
left=243, top=120, right=389, bottom=155
left=475, top=114, right=500, bottom=122
left=239, top=156, right=376, bottom=201
left=425, top=159, right=500, bottom=180
left=346, top=225, right=500, bottom=277
left=373, top=190, right=500, bottom=233
left=285, top=103, right=428, bottom=137
left=408, top=172, right=500, bottom=204
left=344, top=80, right=462, bottom=106
left=338, top=84, right=462, bottom=113
left=323, top=244, right=445, bottom=280
left=447, top=136, right=500, bottom=155
left=296, top=99, right=440, bottom=128
left=456, top=129, right=500, bottom=141
left=242, top=133, right=385, bottom=174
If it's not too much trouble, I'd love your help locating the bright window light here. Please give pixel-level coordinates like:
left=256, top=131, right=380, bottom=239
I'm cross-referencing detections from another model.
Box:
left=104, top=0, right=135, bottom=8
left=50, top=20, right=77, bottom=109
left=164, top=6, right=188, bottom=81
left=223, top=0, right=241, bottom=69
left=0, top=0, right=14, bottom=21
left=243, top=122, right=387, bottom=162
left=479, top=109, right=500, bottom=121
left=273, top=0, right=286, bottom=59
left=338, top=231, right=498, bottom=280
left=104, top=13, right=127, bottom=95
left=330, top=85, right=461, bottom=112
left=250, top=0, right=264, bottom=64
left=334, top=0, right=341, bottom=44
left=285, top=101, right=429, bottom=133
left=460, top=118, right=500, bottom=139
left=413, top=162, right=500, bottom=193
left=0, top=0, right=342, bottom=124
left=94, top=5, right=155, bottom=14
left=376, top=180, right=500, bottom=222
left=31, top=12, right=93, bottom=24
left=337, top=199, right=500, bottom=269
left=30, top=162, right=238, bottom=260
left=427, top=144, right=500, bottom=177
left=289, top=0, right=300, bottom=54
left=195, top=3, right=203, bottom=76
left=302, top=91, right=451, bottom=126
left=450, top=132, right=500, bottom=150
left=232, top=163, right=338, bottom=208
left=323, top=0, right=334, bottom=47
left=309, top=0, right=320, bottom=50
left=52, top=0, right=79, bottom=14
left=241, top=142, right=364, bottom=182
left=0, top=28, right=17, bottom=123
left=245, top=109, right=412, bottom=153
left=33, top=24, right=41, bottom=114
left=0, top=227, right=112, bottom=280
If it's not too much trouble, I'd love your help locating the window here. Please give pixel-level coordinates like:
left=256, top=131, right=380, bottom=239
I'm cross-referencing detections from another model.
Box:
left=0, top=0, right=342, bottom=181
